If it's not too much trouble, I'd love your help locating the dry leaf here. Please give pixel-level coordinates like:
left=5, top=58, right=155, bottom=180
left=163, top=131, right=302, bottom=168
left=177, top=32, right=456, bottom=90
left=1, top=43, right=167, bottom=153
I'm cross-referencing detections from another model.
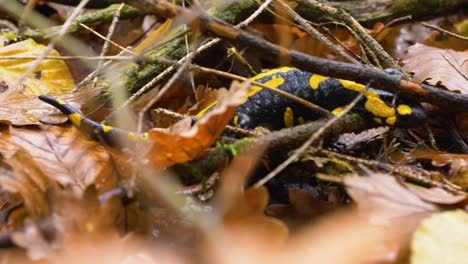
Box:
left=144, top=81, right=248, bottom=168
left=0, top=39, right=75, bottom=95
left=0, top=149, right=51, bottom=219
left=344, top=173, right=440, bottom=222
left=403, top=43, right=468, bottom=93
left=0, top=125, right=114, bottom=192
left=394, top=149, right=468, bottom=189
left=408, top=186, right=467, bottom=205
left=223, top=186, right=289, bottom=245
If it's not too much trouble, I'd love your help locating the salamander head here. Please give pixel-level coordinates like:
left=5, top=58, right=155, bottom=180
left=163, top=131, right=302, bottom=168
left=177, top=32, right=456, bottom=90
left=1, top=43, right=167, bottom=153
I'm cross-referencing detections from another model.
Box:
left=367, top=89, right=427, bottom=128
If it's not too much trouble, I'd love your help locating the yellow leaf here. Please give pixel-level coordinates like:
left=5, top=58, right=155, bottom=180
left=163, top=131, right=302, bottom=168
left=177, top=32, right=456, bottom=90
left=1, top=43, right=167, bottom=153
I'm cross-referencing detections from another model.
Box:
left=411, top=210, right=468, bottom=264
left=0, top=39, right=75, bottom=95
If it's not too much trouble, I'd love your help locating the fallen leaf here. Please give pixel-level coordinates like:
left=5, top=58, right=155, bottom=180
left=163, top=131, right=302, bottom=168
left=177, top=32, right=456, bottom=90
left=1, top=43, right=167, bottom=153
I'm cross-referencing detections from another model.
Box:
left=403, top=43, right=468, bottom=93
left=0, top=149, right=51, bottom=220
left=0, top=125, right=114, bottom=192
left=144, top=81, right=248, bottom=168
left=223, top=186, right=289, bottom=245
left=408, top=186, right=467, bottom=205
left=0, top=39, right=75, bottom=95
left=392, top=149, right=468, bottom=189
left=344, top=173, right=440, bottom=223
left=411, top=210, right=468, bottom=264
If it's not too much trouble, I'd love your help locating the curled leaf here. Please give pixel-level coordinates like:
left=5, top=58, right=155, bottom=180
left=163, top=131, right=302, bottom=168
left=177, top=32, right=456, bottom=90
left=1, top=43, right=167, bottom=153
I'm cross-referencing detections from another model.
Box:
left=144, top=81, right=248, bottom=168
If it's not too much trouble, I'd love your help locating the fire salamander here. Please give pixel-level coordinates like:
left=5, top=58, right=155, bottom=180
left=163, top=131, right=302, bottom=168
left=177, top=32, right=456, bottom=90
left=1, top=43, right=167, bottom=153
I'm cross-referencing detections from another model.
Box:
left=39, top=67, right=426, bottom=144
left=196, top=67, right=426, bottom=129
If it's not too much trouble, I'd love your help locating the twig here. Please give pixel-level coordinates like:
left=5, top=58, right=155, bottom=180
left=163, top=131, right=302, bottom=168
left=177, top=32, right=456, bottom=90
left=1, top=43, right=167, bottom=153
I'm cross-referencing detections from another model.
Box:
left=153, top=108, right=260, bottom=137
left=253, top=83, right=367, bottom=187
left=92, top=3, right=126, bottom=87
left=316, top=148, right=465, bottom=194
left=272, top=0, right=358, bottom=64
left=421, top=22, right=468, bottom=41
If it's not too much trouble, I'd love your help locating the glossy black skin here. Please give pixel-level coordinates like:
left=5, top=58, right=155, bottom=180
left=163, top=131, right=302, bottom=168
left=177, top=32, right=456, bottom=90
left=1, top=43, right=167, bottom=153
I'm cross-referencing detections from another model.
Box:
left=234, top=69, right=426, bottom=129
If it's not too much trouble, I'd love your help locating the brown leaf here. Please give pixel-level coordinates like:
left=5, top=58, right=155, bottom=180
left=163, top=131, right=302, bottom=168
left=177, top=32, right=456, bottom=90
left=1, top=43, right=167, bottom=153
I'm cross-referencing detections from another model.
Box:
left=394, top=149, right=468, bottom=189
left=0, top=125, right=114, bottom=191
left=223, top=186, right=289, bottom=244
left=0, top=149, right=51, bottom=220
left=344, top=174, right=440, bottom=221
left=144, top=81, right=248, bottom=168
left=408, top=187, right=467, bottom=205
left=403, top=43, right=468, bottom=93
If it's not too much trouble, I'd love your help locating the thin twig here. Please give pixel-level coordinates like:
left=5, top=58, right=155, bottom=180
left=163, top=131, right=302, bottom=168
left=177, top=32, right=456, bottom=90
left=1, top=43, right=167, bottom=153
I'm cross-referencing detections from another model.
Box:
left=153, top=108, right=260, bottom=137
left=316, top=148, right=464, bottom=194
left=92, top=3, right=126, bottom=87
left=253, top=83, right=368, bottom=187
left=273, top=0, right=358, bottom=63
left=421, top=22, right=468, bottom=41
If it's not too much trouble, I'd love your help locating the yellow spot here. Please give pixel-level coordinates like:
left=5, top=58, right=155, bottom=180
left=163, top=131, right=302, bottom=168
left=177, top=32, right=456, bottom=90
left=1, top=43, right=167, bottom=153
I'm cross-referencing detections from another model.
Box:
left=283, top=107, right=294, bottom=128
left=57, top=99, right=66, bottom=105
left=101, top=124, right=112, bottom=133
left=331, top=107, right=343, bottom=115
left=233, top=115, right=239, bottom=126
left=68, top=113, right=82, bottom=126
left=373, top=118, right=382, bottom=124
left=298, top=116, right=305, bottom=124
left=128, top=132, right=148, bottom=141
left=364, top=91, right=395, bottom=118
left=127, top=132, right=139, bottom=141
left=386, top=116, right=397, bottom=126
left=196, top=68, right=292, bottom=118
left=397, top=104, right=413, bottom=115
left=246, top=76, right=285, bottom=100
left=337, top=79, right=365, bottom=92
left=309, top=74, right=329, bottom=89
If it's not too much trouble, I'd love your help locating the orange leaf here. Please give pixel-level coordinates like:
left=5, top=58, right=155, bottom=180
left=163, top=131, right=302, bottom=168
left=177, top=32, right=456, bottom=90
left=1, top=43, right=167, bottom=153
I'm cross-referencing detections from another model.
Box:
left=144, top=81, right=248, bottom=168
left=0, top=125, right=114, bottom=191
left=403, top=43, right=468, bottom=93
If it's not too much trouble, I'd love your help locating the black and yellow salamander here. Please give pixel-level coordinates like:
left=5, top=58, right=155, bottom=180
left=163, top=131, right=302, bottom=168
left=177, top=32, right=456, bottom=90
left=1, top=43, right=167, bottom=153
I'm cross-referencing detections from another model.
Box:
left=39, top=67, right=426, bottom=142
left=196, top=67, right=426, bottom=129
